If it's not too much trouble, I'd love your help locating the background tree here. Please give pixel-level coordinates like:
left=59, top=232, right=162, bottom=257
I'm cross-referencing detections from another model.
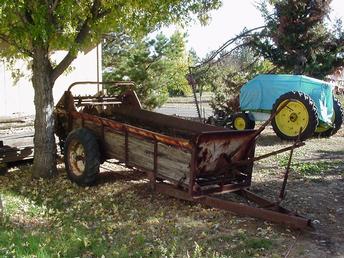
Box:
left=202, top=46, right=274, bottom=114
left=0, top=0, right=221, bottom=178
left=103, top=31, right=190, bottom=110
left=250, top=0, right=344, bottom=78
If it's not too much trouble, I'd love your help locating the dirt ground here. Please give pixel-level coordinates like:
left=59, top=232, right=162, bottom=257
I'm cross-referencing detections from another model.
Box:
left=251, top=126, right=344, bottom=257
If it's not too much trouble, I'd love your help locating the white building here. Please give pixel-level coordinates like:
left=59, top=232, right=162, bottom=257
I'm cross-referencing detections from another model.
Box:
left=0, top=46, right=102, bottom=117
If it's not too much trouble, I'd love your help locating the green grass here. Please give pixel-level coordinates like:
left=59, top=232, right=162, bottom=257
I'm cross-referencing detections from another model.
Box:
left=277, top=155, right=342, bottom=175
left=0, top=165, right=284, bottom=258
left=208, top=232, right=274, bottom=258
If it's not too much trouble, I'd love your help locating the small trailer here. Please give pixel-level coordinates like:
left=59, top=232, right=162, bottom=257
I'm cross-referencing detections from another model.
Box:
left=0, top=123, right=34, bottom=175
left=54, top=81, right=311, bottom=229
left=232, top=75, right=343, bottom=140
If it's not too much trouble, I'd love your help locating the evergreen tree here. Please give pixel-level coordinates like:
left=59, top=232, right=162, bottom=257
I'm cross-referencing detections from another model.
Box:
left=103, top=31, right=190, bottom=110
left=250, top=0, right=344, bottom=78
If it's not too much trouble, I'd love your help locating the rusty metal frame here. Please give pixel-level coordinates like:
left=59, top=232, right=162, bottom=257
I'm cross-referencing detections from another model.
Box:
left=67, top=81, right=135, bottom=92
left=154, top=182, right=310, bottom=229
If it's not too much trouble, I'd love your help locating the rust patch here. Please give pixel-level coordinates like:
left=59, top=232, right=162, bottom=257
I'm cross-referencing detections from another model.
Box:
left=196, top=131, right=256, bottom=176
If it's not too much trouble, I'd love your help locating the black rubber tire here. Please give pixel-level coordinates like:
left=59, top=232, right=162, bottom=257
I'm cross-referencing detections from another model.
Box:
left=314, top=97, right=344, bottom=138
left=64, top=128, right=100, bottom=186
left=0, top=164, right=8, bottom=176
left=271, top=91, right=318, bottom=141
left=232, top=112, right=255, bottom=130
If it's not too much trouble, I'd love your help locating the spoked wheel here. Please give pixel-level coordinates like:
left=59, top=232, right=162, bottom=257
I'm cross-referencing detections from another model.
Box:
left=272, top=91, right=318, bottom=141
left=232, top=112, right=255, bottom=130
left=314, top=97, right=344, bottom=138
left=64, top=128, right=100, bottom=186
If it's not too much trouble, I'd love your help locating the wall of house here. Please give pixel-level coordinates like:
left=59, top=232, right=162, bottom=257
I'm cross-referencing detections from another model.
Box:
left=0, top=45, right=102, bottom=117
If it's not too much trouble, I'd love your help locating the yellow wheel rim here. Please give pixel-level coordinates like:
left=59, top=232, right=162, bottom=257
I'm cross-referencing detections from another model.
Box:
left=234, top=117, right=246, bottom=130
left=315, top=124, right=330, bottom=133
left=275, top=100, right=309, bottom=137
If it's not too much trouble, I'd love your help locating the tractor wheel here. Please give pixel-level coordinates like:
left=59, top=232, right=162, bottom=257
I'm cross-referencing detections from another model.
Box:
left=272, top=91, right=318, bottom=141
left=232, top=112, right=255, bottom=130
left=64, top=128, right=100, bottom=186
left=314, top=97, right=344, bottom=138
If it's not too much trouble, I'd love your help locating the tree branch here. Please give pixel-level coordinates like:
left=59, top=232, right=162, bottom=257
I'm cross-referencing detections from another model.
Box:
left=0, top=34, right=33, bottom=57
left=51, top=0, right=102, bottom=82
left=145, top=55, right=163, bottom=71
left=191, top=25, right=266, bottom=69
left=50, top=0, right=59, bottom=13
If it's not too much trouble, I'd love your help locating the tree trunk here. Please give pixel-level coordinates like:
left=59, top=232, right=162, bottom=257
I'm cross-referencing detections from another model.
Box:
left=293, top=51, right=307, bottom=75
left=31, top=46, right=57, bottom=178
left=0, top=194, right=3, bottom=221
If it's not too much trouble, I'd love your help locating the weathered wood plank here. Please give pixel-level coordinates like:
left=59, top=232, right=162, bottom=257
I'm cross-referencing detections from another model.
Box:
left=71, top=116, right=192, bottom=186
left=0, top=132, right=33, bottom=140
left=128, top=136, right=154, bottom=171
left=103, top=129, right=125, bottom=160
left=0, top=131, right=34, bottom=164
left=0, top=137, right=33, bottom=148
left=157, top=143, right=191, bottom=186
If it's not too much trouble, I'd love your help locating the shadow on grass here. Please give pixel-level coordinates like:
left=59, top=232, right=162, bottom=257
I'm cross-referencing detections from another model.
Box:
left=0, top=165, right=296, bottom=257
left=95, top=169, right=146, bottom=186
left=313, top=149, right=344, bottom=160
left=2, top=160, right=344, bottom=257
left=256, top=134, right=286, bottom=147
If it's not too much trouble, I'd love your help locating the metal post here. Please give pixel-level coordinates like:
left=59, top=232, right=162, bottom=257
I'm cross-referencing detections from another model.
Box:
left=96, top=44, right=100, bottom=93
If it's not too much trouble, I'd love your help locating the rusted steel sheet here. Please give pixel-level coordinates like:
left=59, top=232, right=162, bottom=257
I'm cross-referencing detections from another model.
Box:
left=195, top=130, right=256, bottom=176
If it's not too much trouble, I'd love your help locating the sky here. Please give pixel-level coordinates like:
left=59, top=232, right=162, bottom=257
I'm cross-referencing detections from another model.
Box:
left=173, top=0, right=344, bottom=58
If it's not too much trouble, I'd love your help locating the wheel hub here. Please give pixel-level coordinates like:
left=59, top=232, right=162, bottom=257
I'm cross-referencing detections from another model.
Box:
left=289, top=113, right=298, bottom=122
left=68, top=140, right=86, bottom=176
left=234, top=117, right=246, bottom=130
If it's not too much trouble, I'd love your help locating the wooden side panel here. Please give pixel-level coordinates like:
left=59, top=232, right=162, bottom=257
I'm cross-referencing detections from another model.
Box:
left=103, top=130, right=125, bottom=160
left=128, top=136, right=154, bottom=171
left=157, top=143, right=191, bottom=186
left=70, top=116, right=192, bottom=188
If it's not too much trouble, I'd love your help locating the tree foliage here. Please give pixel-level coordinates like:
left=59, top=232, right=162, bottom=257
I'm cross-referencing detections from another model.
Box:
left=192, top=45, right=274, bottom=115
left=0, top=0, right=221, bottom=178
left=103, top=31, right=190, bottom=110
left=250, top=0, right=344, bottom=78
left=186, top=25, right=279, bottom=116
